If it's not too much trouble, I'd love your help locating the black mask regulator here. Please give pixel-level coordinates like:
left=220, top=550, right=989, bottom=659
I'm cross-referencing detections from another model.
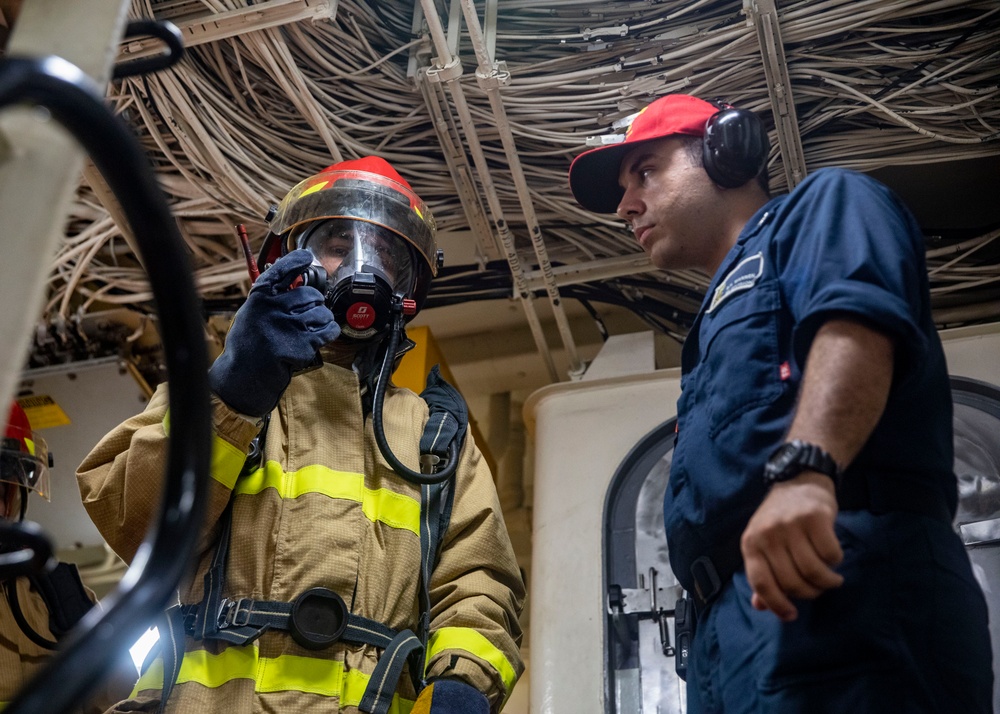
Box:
left=324, top=268, right=415, bottom=342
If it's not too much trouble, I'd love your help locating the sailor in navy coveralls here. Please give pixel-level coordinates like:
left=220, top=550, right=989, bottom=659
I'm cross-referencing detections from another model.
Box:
left=569, top=94, right=993, bottom=713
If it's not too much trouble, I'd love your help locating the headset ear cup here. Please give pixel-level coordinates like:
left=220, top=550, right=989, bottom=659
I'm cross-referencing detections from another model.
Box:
left=702, top=108, right=770, bottom=188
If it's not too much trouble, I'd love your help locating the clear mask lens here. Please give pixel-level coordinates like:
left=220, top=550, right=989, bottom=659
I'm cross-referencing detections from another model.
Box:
left=297, top=219, right=414, bottom=296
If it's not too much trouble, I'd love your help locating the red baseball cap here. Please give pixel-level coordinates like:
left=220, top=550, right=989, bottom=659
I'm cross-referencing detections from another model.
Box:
left=568, top=94, right=720, bottom=213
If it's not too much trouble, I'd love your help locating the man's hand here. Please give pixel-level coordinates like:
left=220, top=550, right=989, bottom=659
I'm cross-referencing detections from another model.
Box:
left=740, top=472, right=844, bottom=621
left=209, top=249, right=339, bottom=418
left=741, top=318, right=895, bottom=621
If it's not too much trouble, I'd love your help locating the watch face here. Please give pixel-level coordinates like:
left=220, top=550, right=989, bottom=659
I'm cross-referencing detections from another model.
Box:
left=764, top=440, right=838, bottom=486
left=770, top=442, right=799, bottom=472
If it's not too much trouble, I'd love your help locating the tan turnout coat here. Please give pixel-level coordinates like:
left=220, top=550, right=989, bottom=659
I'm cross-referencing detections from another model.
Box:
left=0, top=574, right=137, bottom=711
left=77, top=363, right=524, bottom=713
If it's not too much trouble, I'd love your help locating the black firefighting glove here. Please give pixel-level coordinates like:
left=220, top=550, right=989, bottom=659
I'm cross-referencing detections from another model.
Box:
left=412, top=679, right=490, bottom=714
left=209, top=249, right=340, bottom=418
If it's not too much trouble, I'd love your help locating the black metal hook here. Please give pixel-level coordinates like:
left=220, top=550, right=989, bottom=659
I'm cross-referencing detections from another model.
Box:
left=0, top=54, right=211, bottom=714
left=113, top=19, right=184, bottom=80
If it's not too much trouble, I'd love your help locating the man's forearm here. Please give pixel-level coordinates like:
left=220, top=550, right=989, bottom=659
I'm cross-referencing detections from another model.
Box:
left=786, top=317, right=895, bottom=469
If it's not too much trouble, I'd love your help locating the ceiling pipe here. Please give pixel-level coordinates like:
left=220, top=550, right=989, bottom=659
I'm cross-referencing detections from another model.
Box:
left=457, top=0, right=584, bottom=378
left=410, top=6, right=522, bottom=271
left=417, top=0, right=559, bottom=381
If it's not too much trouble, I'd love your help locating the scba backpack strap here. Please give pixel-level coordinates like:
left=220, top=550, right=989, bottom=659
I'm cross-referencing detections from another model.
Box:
left=414, top=364, right=466, bottom=648
left=4, top=561, right=94, bottom=650
left=35, top=562, right=94, bottom=637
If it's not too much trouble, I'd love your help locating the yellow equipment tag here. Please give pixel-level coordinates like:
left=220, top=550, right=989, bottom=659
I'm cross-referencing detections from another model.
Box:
left=17, top=394, right=71, bottom=429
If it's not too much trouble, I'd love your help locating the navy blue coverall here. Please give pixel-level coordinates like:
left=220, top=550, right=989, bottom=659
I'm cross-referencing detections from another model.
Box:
left=667, top=168, right=993, bottom=713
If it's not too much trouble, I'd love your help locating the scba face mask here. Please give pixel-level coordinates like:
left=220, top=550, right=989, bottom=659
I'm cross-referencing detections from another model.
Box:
left=297, top=218, right=417, bottom=341
left=261, top=158, right=441, bottom=342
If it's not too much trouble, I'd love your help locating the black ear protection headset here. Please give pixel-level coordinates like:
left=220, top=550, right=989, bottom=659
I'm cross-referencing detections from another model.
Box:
left=701, top=100, right=771, bottom=189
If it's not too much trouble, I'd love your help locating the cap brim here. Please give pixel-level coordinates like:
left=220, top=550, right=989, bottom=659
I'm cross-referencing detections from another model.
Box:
left=568, top=142, right=634, bottom=214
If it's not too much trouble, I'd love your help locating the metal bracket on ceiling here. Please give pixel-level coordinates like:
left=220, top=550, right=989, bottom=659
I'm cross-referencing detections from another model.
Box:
left=744, top=0, right=808, bottom=189
left=116, top=0, right=338, bottom=62
left=415, top=0, right=571, bottom=381
left=455, top=0, right=505, bottom=90
left=410, top=0, right=500, bottom=265
left=475, top=60, right=510, bottom=90
left=425, top=55, right=463, bottom=83
left=521, top=254, right=658, bottom=293
left=457, top=0, right=583, bottom=379
left=416, top=70, right=499, bottom=265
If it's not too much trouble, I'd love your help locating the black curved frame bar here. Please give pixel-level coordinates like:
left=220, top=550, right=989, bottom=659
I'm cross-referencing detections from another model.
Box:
left=951, top=375, right=1000, bottom=417
left=0, top=520, right=54, bottom=580
left=0, top=55, right=211, bottom=713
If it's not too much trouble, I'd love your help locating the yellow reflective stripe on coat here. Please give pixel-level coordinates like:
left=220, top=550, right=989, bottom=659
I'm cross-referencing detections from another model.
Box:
left=426, top=627, right=517, bottom=694
left=133, top=647, right=414, bottom=713
left=162, top=411, right=247, bottom=490
left=236, top=460, right=421, bottom=536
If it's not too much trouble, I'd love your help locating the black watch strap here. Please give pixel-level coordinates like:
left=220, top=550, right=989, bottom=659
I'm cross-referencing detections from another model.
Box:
left=763, top=439, right=839, bottom=487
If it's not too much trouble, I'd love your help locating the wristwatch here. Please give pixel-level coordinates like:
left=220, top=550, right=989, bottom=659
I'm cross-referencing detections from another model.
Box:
left=763, top=439, right=839, bottom=487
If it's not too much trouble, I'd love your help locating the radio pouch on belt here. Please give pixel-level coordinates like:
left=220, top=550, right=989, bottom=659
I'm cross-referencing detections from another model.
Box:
left=673, top=594, right=695, bottom=681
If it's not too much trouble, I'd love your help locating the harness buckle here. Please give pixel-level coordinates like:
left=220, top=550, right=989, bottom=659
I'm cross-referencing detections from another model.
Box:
left=419, top=453, right=441, bottom=474
left=216, top=600, right=234, bottom=630
left=290, top=588, right=348, bottom=650
left=231, top=597, right=253, bottom=627
left=217, top=597, right=253, bottom=629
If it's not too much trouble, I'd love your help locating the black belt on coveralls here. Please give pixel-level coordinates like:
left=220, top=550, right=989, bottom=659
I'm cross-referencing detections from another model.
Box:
left=688, top=535, right=743, bottom=613
left=837, top=472, right=953, bottom=526
left=688, top=473, right=954, bottom=613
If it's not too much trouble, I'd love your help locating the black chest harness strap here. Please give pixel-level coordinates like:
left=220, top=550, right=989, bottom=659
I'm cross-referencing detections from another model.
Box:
left=158, top=503, right=426, bottom=714
left=155, top=368, right=464, bottom=714
left=3, top=562, right=94, bottom=650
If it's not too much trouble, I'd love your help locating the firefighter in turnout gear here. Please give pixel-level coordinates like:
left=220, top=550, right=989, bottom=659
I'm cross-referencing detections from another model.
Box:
left=77, top=157, right=525, bottom=713
left=1, top=401, right=136, bottom=711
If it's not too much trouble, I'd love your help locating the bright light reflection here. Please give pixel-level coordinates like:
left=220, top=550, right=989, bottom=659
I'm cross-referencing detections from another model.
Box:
left=129, top=626, right=160, bottom=672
